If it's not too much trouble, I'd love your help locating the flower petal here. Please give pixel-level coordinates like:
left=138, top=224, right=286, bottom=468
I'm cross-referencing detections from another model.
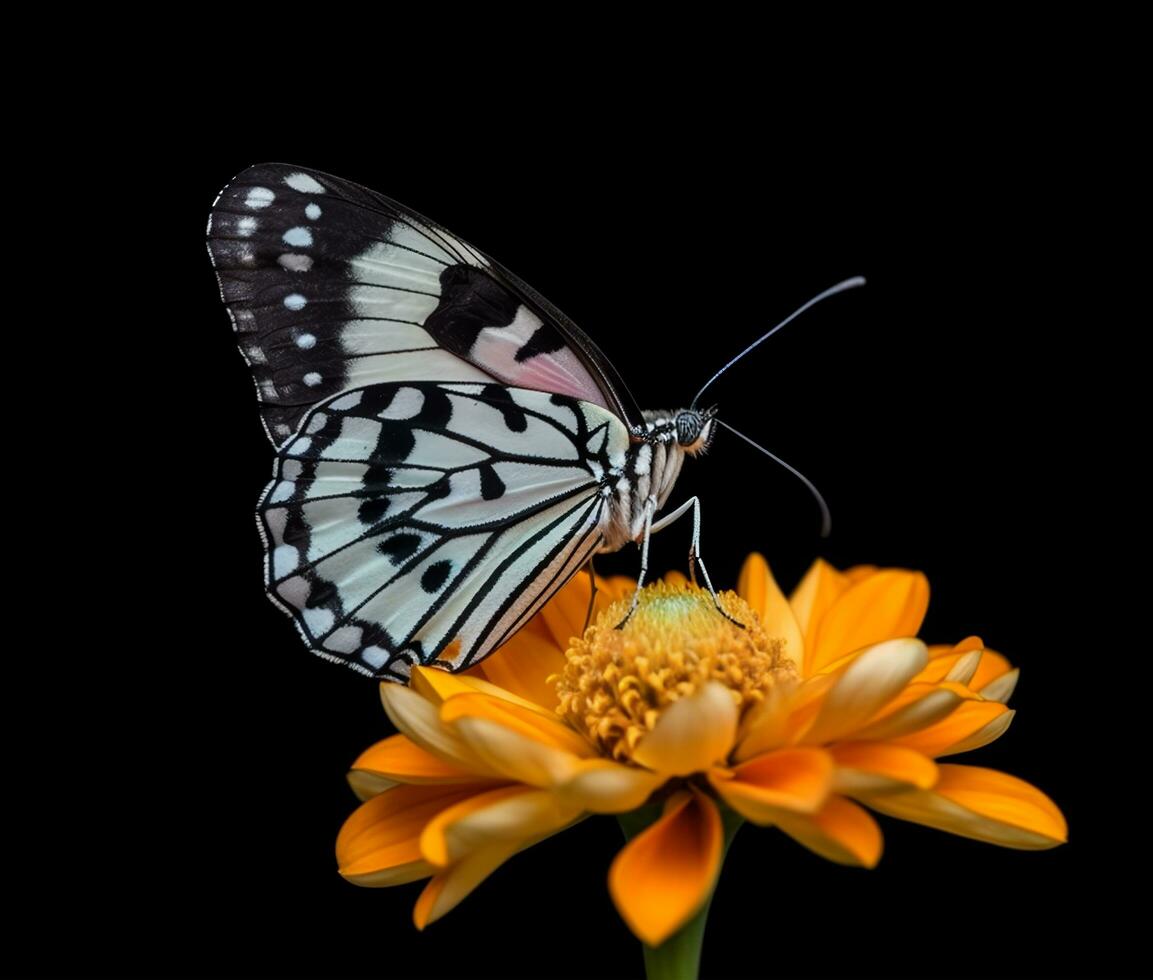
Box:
left=540, top=570, right=596, bottom=649
left=632, top=681, right=738, bottom=776
left=710, top=747, right=833, bottom=820
left=337, top=783, right=487, bottom=884
left=980, top=668, right=1019, bottom=703
left=379, top=684, right=492, bottom=774
left=802, top=639, right=928, bottom=744
left=350, top=734, right=483, bottom=787
left=891, top=703, right=1014, bottom=758
left=472, top=629, right=567, bottom=711
left=808, top=570, right=930, bottom=674
left=789, top=558, right=852, bottom=646
left=445, top=712, right=587, bottom=788
left=738, top=553, right=804, bottom=672
left=440, top=692, right=592, bottom=756
left=774, top=796, right=883, bottom=867
left=850, top=684, right=969, bottom=741
left=830, top=742, right=938, bottom=793
left=609, top=790, right=723, bottom=947
left=420, top=786, right=580, bottom=867
left=556, top=759, right=667, bottom=814
left=411, top=666, right=555, bottom=718
left=412, top=789, right=584, bottom=928
left=414, top=841, right=521, bottom=929
left=862, top=764, right=1067, bottom=849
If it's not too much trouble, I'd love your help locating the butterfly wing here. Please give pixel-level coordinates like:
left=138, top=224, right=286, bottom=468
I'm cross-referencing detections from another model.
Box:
left=207, top=164, right=638, bottom=678
left=207, top=163, right=644, bottom=445
left=263, top=383, right=628, bottom=679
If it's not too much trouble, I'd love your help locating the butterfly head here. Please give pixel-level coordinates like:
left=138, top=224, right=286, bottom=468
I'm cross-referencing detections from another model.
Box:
left=674, top=406, right=718, bottom=455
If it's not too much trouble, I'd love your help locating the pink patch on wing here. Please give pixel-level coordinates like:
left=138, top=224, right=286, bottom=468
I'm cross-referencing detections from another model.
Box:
left=470, top=319, right=610, bottom=410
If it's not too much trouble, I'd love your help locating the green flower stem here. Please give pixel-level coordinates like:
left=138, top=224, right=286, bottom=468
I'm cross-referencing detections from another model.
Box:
left=618, top=803, right=745, bottom=980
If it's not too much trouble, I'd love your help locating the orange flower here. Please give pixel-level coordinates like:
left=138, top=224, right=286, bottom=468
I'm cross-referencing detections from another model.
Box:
left=336, top=556, right=1065, bottom=948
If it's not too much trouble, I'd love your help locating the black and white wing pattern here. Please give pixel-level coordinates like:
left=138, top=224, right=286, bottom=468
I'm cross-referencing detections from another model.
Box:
left=207, top=164, right=637, bottom=680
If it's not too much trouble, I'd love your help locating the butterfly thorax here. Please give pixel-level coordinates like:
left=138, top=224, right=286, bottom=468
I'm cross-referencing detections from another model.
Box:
left=597, top=408, right=716, bottom=553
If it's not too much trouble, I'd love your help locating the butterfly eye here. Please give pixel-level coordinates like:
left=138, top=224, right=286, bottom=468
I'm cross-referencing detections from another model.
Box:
left=675, top=411, right=704, bottom=447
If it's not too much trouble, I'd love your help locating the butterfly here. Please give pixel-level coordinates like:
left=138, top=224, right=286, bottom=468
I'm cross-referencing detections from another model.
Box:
left=207, top=164, right=852, bottom=683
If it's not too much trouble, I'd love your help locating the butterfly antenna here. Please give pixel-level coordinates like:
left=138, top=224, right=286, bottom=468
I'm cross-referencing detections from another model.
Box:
left=717, top=419, right=832, bottom=537
left=691, top=276, right=867, bottom=409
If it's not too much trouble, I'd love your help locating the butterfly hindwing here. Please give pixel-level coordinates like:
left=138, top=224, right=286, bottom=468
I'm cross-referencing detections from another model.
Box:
left=260, top=382, right=631, bottom=680
left=207, top=164, right=640, bottom=448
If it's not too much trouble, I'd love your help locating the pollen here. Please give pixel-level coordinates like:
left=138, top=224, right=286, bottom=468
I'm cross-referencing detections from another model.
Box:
left=554, top=582, right=797, bottom=763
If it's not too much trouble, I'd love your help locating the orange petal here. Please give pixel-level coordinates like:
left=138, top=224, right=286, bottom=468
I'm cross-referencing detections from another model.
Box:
left=609, top=790, right=723, bottom=947
left=802, top=639, right=928, bottom=744
left=540, top=570, right=596, bottom=650
left=337, top=783, right=487, bottom=884
left=351, top=734, right=483, bottom=786
left=737, top=553, right=804, bottom=672
left=789, top=559, right=852, bottom=648
left=830, top=742, right=938, bottom=793
left=420, top=786, right=578, bottom=867
left=412, top=789, right=584, bottom=928
left=631, top=681, right=738, bottom=776
left=475, top=629, right=567, bottom=711
left=440, top=692, right=592, bottom=757
left=807, top=570, right=929, bottom=674
left=414, top=841, right=521, bottom=928
left=774, top=796, right=883, bottom=867
left=891, top=702, right=1014, bottom=758
left=411, top=666, right=555, bottom=718
left=449, top=715, right=585, bottom=787
left=379, top=684, right=491, bottom=774
left=556, top=759, right=667, bottom=814
left=863, top=764, right=1067, bottom=849
left=709, top=747, right=833, bottom=821
left=850, top=683, right=971, bottom=741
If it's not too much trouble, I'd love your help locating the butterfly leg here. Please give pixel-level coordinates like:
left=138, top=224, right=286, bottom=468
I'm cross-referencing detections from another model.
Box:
left=648, top=496, right=745, bottom=627
left=616, top=496, right=658, bottom=628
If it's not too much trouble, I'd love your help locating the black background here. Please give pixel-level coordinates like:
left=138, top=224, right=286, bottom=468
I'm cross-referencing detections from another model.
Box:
left=11, top=37, right=1141, bottom=980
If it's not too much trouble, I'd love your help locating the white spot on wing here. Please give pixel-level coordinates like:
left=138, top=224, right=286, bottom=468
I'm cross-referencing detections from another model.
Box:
left=327, top=626, right=363, bottom=654
left=296, top=332, right=317, bottom=349
left=238, top=216, right=257, bottom=236
left=362, top=646, right=389, bottom=669
left=303, top=607, right=335, bottom=635
left=304, top=372, right=323, bottom=387
left=305, top=202, right=322, bottom=219
left=306, top=412, right=328, bottom=435
left=330, top=391, right=363, bottom=411
left=269, top=481, right=294, bottom=504
left=278, top=253, right=313, bottom=272
left=283, top=227, right=313, bottom=247
left=245, top=187, right=274, bottom=209
left=380, top=387, right=424, bottom=420
left=272, top=545, right=299, bottom=578
left=284, top=293, right=307, bottom=311
left=285, top=172, right=327, bottom=194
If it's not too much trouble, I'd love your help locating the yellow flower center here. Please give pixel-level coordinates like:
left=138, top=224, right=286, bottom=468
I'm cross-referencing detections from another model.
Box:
left=554, top=582, right=796, bottom=762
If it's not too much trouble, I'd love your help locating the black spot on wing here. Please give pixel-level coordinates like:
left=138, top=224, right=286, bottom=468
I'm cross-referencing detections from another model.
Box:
left=378, top=533, right=421, bottom=564
left=373, top=422, right=416, bottom=463
left=358, top=497, right=391, bottom=525
left=416, top=385, right=454, bottom=428
left=421, top=560, right=452, bottom=594
left=479, top=463, right=506, bottom=500
left=426, top=265, right=520, bottom=356
left=482, top=385, right=528, bottom=432
left=514, top=323, right=566, bottom=362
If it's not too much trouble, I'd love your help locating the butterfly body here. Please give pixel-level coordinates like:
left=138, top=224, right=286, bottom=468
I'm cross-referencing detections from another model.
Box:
left=209, top=164, right=714, bottom=681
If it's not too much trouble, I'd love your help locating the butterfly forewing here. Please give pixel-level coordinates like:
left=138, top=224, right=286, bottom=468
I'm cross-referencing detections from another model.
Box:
left=208, top=164, right=648, bottom=679
left=207, top=163, right=641, bottom=445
